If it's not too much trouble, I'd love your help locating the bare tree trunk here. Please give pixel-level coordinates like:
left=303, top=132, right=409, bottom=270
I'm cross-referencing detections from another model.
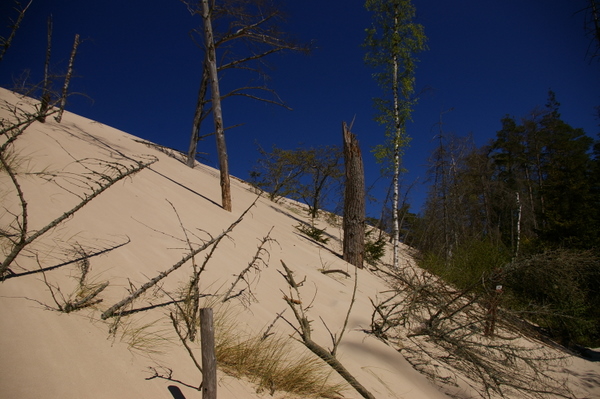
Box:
left=0, top=0, right=32, bottom=63
left=38, top=15, right=53, bottom=123
left=55, top=33, right=80, bottom=123
left=515, top=191, right=522, bottom=258
left=201, top=0, right=231, bottom=211
left=342, top=122, right=365, bottom=269
left=186, top=63, right=210, bottom=168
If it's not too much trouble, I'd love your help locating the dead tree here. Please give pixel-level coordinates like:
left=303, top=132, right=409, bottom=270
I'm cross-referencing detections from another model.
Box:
left=55, top=33, right=80, bottom=123
left=342, top=121, right=365, bottom=269
left=0, top=0, right=33, bottom=63
left=199, top=0, right=231, bottom=211
left=183, top=0, right=309, bottom=195
left=38, top=15, right=53, bottom=122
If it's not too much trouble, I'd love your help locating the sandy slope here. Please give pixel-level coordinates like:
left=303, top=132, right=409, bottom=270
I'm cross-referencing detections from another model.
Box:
left=1, top=87, right=599, bottom=399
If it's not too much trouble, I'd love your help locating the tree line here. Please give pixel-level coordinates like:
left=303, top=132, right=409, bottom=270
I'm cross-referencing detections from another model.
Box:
left=405, top=91, right=600, bottom=347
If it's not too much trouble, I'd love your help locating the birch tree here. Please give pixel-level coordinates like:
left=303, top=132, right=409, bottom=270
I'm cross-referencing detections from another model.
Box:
left=364, top=0, right=427, bottom=268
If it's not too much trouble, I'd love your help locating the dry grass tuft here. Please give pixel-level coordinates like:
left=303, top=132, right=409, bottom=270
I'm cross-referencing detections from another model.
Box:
left=213, top=310, right=347, bottom=398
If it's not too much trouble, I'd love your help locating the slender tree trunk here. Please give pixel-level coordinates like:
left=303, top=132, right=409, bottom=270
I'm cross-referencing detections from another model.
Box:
left=201, top=0, right=232, bottom=211
left=55, top=34, right=80, bottom=123
left=515, top=191, right=522, bottom=258
left=38, top=15, right=53, bottom=123
left=186, top=63, right=210, bottom=168
left=0, top=0, right=32, bottom=63
left=342, top=122, right=365, bottom=269
left=391, top=52, right=401, bottom=269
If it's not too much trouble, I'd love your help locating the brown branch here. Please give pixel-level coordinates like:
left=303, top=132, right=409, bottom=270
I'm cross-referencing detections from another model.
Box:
left=222, top=226, right=275, bottom=302
left=279, top=260, right=376, bottom=399
left=101, top=198, right=257, bottom=319
left=0, top=157, right=156, bottom=277
left=319, top=269, right=351, bottom=278
left=0, top=0, right=33, bottom=63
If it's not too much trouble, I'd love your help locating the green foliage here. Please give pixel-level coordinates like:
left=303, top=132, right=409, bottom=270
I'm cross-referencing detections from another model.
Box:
left=364, top=230, right=386, bottom=265
left=505, top=249, right=600, bottom=346
left=250, top=144, right=305, bottom=202
left=251, top=144, right=343, bottom=218
left=364, top=0, right=428, bottom=172
left=295, top=223, right=330, bottom=244
left=419, top=239, right=510, bottom=292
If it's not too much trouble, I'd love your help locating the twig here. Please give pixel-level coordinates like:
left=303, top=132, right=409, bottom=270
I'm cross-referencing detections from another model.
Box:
left=1, top=157, right=156, bottom=277
left=279, top=260, right=376, bottom=399
left=222, top=226, right=275, bottom=302
left=319, top=269, right=351, bottom=278
left=2, top=237, right=130, bottom=280
left=101, top=197, right=257, bottom=319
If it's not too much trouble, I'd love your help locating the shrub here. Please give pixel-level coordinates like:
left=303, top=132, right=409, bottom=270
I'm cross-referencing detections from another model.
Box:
left=295, top=224, right=330, bottom=244
left=505, top=249, right=600, bottom=346
left=364, top=234, right=386, bottom=265
left=419, top=239, right=510, bottom=292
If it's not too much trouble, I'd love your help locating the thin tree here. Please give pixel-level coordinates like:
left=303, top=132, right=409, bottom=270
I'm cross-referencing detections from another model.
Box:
left=0, top=0, right=33, bottom=63
left=200, top=0, right=231, bottom=211
left=342, top=121, right=365, bottom=269
left=581, top=0, right=600, bottom=62
left=183, top=0, right=308, bottom=169
left=37, top=15, right=52, bottom=122
left=364, top=0, right=427, bottom=268
left=55, top=33, right=80, bottom=123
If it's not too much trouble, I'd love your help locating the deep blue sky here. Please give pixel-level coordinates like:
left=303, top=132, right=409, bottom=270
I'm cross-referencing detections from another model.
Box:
left=1, top=0, right=598, bottom=216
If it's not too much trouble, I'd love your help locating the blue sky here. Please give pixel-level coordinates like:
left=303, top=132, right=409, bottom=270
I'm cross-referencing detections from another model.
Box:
left=1, top=0, right=598, bottom=216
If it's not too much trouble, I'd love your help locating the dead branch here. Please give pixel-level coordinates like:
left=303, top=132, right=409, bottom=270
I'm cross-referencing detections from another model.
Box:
left=55, top=33, right=81, bottom=123
left=101, top=198, right=257, bottom=319
left=368, top=263, right=575, bottom=399
left=0, top=0, right=33, bottom=63
left=279, top=260, right=376, bottom=399
left=319, top=269, right=351, bottom=278
left=2, top=237, right=130, bottom=280
left=222, top=226, right=276, bottom=303
left=1, top=157, right=156, bottom=277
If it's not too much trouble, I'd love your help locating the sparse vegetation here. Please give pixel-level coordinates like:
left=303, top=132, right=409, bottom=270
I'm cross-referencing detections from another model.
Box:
left=296, top=223, right=330, bottom=244
left=364, top=230, right=386, bottom=266
left=368, top=261, right=576, bottom=399
left=214, top=312, right=347, bottom=398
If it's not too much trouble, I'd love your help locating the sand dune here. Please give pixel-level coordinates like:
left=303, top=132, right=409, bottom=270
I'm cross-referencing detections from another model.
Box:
left=1, top=87, right=598, bottom=399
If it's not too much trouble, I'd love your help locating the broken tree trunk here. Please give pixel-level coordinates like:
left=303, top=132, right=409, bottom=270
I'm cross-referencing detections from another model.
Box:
left=342, top=121, right=365, bottom=268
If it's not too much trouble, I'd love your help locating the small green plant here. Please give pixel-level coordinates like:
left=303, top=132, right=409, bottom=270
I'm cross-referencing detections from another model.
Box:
left=296, top=223, right=330, bottom=244
left=364, top=232, right=386, bottom=265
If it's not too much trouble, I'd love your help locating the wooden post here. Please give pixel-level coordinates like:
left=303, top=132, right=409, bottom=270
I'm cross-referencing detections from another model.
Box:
left=200, top=308, right=217, bottom=399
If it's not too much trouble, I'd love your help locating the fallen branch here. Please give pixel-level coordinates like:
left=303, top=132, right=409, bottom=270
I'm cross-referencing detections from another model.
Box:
left=279, top=260, right=376, bottom=399
left=101, top=198, right=257, bottom=319
left=319, top=269, right=351, bottom=278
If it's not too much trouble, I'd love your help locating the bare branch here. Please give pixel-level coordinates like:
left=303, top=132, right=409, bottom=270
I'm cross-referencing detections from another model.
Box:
left=0, top=0, right=33, bottom=63
left=101, top=197, right=258, bottom=319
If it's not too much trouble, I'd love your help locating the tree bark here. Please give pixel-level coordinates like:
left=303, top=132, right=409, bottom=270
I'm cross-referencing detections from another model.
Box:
left=201, top=0, right=232, bottom=211
left=342, top=122, right=365, bottom=269
left=55, top=33, right=80, bottom=123
left=391, top=51, right=401, bottom=268
left=38, top=15, right=53, bottom=123
left=186, top=62, right=210, bottom=168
